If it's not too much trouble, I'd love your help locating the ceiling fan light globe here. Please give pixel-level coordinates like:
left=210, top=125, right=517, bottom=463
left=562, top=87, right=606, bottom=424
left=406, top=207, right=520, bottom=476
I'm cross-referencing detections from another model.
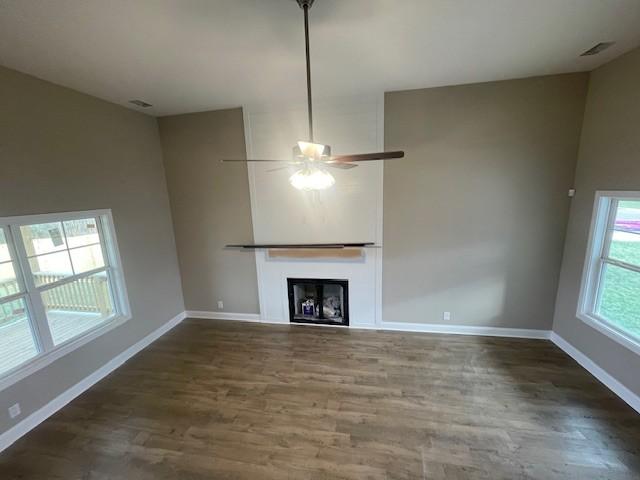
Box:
left=289, top=167, right=335, bottom=191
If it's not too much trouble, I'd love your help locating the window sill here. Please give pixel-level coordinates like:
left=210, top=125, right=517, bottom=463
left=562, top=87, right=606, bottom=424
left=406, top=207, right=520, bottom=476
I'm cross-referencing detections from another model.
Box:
left=0, top=314, right=130, bottom=392
left=577, top=312, right=640, bottom=356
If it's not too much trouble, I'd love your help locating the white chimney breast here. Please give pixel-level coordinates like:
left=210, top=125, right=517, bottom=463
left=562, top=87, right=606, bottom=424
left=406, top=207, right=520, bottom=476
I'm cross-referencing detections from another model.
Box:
left=243, top=94, right=384, bottom=327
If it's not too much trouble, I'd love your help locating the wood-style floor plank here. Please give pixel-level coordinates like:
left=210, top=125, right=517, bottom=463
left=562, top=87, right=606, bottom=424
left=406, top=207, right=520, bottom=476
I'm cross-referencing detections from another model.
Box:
left=1, top=319, right=639, bottom=479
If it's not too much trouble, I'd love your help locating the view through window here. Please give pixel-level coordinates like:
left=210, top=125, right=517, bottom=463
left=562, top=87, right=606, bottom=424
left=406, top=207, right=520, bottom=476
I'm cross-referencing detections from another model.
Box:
left=597, top=200, right=640, bottom=337
left=0, top=228, right=39, bottom=375
left=580, top=194, right=640, bottom=347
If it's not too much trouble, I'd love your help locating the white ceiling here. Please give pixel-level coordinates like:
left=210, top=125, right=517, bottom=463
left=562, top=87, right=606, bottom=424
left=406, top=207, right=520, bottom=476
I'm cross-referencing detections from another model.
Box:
left=1, top=0, right=639, bottom=117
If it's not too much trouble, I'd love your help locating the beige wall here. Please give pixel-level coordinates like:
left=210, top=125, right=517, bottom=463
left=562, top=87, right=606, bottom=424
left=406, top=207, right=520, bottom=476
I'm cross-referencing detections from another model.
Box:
left=553, top=48, right=640, bottom=396
left=0, top=66, right=184, bottom=435
left=383, top=74, right=589, bottom=329
left=158, top=108, right=259, bottom=314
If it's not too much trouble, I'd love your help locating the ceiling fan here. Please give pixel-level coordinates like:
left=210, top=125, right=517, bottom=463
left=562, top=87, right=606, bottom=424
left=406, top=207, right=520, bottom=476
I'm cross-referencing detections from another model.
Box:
left=223, top=0, right=404, bottom=191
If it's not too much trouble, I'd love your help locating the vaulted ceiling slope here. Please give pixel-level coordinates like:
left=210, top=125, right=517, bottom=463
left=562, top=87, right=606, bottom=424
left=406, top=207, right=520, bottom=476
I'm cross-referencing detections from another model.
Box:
left=1, top=0, right=639, bottom=116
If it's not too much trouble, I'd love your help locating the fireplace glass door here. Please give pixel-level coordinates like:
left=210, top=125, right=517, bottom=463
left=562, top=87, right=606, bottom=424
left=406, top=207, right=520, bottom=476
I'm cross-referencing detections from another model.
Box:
left=287, top=278, right=349, bottom=326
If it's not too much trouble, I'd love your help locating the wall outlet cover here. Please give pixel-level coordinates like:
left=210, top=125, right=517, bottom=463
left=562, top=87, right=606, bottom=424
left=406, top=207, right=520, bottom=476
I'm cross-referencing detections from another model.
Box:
left=217, top=300, right=224, bottom=310
left=8, top=403, right=21, bottom=419
left=443, top=311, right=451, bottom=321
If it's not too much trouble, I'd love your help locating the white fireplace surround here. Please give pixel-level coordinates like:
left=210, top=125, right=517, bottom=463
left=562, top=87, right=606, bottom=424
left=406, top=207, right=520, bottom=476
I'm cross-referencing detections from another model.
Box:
left=253, top=249, right=380, bottom=327
left=243, top=95, right=384, bottom=327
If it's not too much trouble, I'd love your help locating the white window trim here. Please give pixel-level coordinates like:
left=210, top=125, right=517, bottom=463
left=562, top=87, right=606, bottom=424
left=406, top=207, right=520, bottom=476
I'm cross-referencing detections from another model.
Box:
left=577, top=191, right=640, bottom=356
left=0, top=209, right=131, bottom=392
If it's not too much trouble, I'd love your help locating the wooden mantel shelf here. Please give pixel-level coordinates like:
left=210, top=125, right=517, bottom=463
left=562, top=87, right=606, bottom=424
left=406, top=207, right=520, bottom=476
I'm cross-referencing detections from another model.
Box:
left=226, top=242, right=376, bottom=259
left=225, top=242, right=376, bottom=249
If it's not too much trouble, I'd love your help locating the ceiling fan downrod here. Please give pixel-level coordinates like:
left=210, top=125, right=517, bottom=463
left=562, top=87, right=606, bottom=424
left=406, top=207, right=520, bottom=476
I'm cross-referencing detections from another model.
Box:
left=220, top=0, right=404, bottom=189
left=297, top=0, right=315, bottom=142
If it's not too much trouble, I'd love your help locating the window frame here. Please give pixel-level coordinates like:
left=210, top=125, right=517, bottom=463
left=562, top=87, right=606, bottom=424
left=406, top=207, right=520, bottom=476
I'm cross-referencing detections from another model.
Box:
left=577, top=191, right=640, bottom=355
left=0, top=209, right=131, bottom=391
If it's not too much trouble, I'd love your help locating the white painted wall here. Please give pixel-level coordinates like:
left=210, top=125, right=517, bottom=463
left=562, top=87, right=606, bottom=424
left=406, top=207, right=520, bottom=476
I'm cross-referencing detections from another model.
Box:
left=245, top=96, right=384, bottom=244
left=243, top=95, right=384, bottom=327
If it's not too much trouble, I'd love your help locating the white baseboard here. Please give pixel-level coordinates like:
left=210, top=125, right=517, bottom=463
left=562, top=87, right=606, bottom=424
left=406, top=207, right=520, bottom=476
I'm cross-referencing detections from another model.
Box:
left=0, top=311, right=187, bottom=454
left=185, top=310, right=261, bottom=322
left=185, top=311, right=550, bottom=339
left=378, top=321, right=551, bottom=339
left=550, top=332, right=640, bottom=414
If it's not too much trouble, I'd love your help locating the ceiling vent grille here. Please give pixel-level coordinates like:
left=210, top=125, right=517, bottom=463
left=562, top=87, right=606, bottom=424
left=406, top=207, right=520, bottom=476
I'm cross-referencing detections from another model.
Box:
left=129, top=99, right=152, bottom=108
left=580, top=42, right=615, bottom=56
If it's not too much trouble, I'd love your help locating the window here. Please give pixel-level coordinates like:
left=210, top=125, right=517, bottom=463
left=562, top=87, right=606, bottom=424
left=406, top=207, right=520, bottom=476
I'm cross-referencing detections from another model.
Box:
left=0, top=210, right=130, bottom=389
left=578, top=192, right=640, bottom=353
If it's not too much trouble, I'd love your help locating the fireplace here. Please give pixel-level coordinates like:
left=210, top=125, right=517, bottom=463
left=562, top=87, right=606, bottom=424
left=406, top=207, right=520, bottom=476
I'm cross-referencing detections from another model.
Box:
left=287, top=278, right=349, bottom=326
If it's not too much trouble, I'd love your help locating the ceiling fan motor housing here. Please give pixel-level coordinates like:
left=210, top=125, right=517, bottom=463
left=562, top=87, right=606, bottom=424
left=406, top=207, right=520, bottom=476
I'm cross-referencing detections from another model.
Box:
left=294, top=142, right=331, bottom=160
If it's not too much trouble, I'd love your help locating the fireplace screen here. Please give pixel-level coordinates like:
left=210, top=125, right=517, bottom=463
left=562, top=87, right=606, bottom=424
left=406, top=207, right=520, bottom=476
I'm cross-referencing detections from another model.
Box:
left=287, top=278, right=349, bottom=326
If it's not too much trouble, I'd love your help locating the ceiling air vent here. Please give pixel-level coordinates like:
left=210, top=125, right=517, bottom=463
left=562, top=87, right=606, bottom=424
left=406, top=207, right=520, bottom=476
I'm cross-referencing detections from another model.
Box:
left=129, top=99, right=152, bottom=108
left=580, top=42, right=615, bottom=56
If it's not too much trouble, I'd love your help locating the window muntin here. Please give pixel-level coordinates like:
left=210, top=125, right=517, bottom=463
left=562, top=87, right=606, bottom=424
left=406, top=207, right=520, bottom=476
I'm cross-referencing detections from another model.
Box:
left=0, top=211, right=129, bottom=387
left=579, top=193, right=640, bottom=349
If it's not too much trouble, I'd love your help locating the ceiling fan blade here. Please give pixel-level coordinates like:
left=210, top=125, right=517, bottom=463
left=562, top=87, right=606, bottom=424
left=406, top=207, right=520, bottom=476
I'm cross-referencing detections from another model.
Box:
left=329, top=151, right=405, bottom=163
left=267, top=165, right=297, bottom=172
left=325, top=162, right=358, bottom=170
left=222, top=159, right=293, bottom=163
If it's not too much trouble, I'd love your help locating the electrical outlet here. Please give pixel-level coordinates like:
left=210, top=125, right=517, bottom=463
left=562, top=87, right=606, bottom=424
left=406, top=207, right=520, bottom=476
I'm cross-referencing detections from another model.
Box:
left=8, top=403, right=21, bottom=419
left=443, top=311, right=451, bottom=321
left=217, top=300, right=224, bottom=310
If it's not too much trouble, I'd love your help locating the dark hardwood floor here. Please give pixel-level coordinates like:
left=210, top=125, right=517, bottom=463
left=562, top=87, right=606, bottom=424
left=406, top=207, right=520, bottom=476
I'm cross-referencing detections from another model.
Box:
left=1, top=319, right=639, bottom=479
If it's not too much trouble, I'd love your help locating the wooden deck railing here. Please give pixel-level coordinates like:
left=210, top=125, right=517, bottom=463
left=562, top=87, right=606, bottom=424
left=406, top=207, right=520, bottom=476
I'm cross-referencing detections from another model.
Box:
left=0, top=272, right=110, bottom=318
left=0, top=279, right=22, bottom=321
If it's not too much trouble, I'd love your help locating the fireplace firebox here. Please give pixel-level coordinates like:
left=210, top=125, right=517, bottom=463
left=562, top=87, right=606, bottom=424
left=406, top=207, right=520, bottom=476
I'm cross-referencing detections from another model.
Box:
left=287, top=278, right=349, bottom=326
